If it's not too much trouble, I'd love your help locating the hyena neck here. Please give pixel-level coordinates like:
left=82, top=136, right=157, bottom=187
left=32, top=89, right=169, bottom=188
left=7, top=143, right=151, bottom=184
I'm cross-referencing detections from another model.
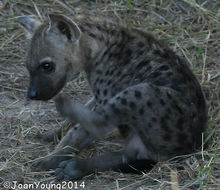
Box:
left=75, top=16, right=162, bottom=83
left=77, top=22, right=116, bottom=69
left=75, top=18, right=135, bottom=78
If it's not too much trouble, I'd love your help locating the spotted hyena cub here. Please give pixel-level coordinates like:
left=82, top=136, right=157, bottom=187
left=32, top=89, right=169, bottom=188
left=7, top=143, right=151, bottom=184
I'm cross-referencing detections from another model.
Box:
left=17, top=14, right=207, bottom=180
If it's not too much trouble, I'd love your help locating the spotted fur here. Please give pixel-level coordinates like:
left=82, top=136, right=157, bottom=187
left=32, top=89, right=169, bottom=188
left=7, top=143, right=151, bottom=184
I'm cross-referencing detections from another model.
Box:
left=18, top=14, right=207, bottom=180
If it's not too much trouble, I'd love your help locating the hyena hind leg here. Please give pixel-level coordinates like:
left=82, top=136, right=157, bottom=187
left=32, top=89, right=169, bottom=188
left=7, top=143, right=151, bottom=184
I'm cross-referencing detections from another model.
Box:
left=55, top=150, right=156, bottom=180
left=55, top=134, right=156, bottom=180
left=54, top=82, right=197, bottom=180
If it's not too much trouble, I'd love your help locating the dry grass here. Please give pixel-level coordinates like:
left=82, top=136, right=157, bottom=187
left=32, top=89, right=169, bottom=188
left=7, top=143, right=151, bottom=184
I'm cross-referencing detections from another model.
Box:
left=0, top=0, right=219, bottom=189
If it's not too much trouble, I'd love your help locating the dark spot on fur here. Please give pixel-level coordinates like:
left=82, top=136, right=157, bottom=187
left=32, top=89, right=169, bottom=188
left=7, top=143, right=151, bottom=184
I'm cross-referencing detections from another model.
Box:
left=121, top=98, right=127, bottom=105
left=153, top=79, right=168, bottom=86
left=128, top=35, right=136, bottom=41
left=103, top=99, right=108, bottom=105
left=164, top=113, right=171, bottom=120
left=137, top=42, right=145, bottom=48
left=105, top=70, right=110, bottom=75
left=109, top=70, right=114, bottom=76
left=178, top=133, right=188, bottom=144
left=95, top=77, right=100, bottom=84
left=96, top=69, right=102, bottom=75
left=162, top=52, right=171, bottom=59
left=191, top=111, right=197, bottom=119
left=97, top=89, right=100, bottom=95
left=111, top=103, right=120, bottom=114
left=166, top=72, right=173, bottom=77
left=163, top=134, right=171, bottom=141
left=114, top=52, right=120, bottom=59
left=174, top=146, right=184, bottom=152
left=132, top=116, right=137, bottom=120
left=111, top=91, right=116, bottom=97
left=110, top=103, right=115, bottom=109
left=80, top=26, right=86, bottom=32
left=104, top=114, right=109, bottom=120
left=118, top=124, right=129, bottom=137
left=172, top=79, right=185, bottom=86
left=120, top=59, right=130, bottom=66
left=187, top=123, right=192, bottom=131
left=160, top=116, right=170, bottom=131
left=125, top=49, right=132, bottom=57
left=152, top=85, right=161, bottom=94
left=153, top=49, right=161, bottom=55
left=129, top=101, right=136, bottom=109
left=103, top=89, right=108, bottom=96
left=136, top=60, right=151, bottom=70
left=186, top=142, right=193, bottom=150
left=134, top=90, right=142, bottom=99
left=151, top=71, right=161, bottom=78
left=154, top=49, right=173, bottom=59
left=166, top=108, right=172, bottom=114
left=88, top=32, right=96, bottom=38
left=107, top=80, right=112, bottom=86
left=167, top=92, right=172, bottom=99
left=146, top=65, right=152, bottom=72
left=160, top=145, right=167, bottom=149
left=151, top=117, right=157, bottom=122
left=108, top=52, right=115, bottom=59
left=135, top=73, right=143, bottom=80
left=96, top=25, right=102, bottom=31
left=119, top=74, right=127, bottom=81
left=160, top=99, right=166, bottom=106
left=159, top=65, right=170, bottom=71
left=110, top=29, right=117, bottom=36
left=172, top=103, right=184, bottom=115
left=102, top=50, right=108, bottom=59
left=177, top=118, right=184, bottom=130
left=139, top=108, right=144, bottom=115
left=112, top=83, right=116, bottom=88
left=116, top=70, right=122, bottom=76
left=123, top=90, right=128, bottom=95
left=148, top=122, right=152, bottom=128
left=147, top=101, right=152, bottom=108
left=137, top=49, right=145, bottom=56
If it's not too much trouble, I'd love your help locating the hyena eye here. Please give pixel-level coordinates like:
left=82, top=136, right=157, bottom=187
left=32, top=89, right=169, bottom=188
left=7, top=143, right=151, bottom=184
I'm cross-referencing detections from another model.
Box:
left=41, top=62, right=55, bottom=73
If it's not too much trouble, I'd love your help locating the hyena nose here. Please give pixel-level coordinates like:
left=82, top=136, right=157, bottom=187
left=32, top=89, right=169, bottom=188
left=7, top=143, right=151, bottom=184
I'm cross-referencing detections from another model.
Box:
left=28, top=89, right=38, bottom=100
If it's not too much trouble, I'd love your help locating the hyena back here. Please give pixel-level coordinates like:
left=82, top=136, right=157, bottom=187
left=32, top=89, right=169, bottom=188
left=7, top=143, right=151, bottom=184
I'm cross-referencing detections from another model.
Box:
left=17, top=14, right=207, bottom=180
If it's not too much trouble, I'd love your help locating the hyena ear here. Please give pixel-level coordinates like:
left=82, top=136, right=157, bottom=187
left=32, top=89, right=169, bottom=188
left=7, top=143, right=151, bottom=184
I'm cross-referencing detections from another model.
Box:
left=48, top=14, right=81, bottom=42
left=16, top=16, right=42, bottom=39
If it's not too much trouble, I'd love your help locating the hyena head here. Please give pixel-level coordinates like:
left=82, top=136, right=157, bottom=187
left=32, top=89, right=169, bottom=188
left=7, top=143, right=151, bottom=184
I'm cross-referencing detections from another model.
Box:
left=17, top=14, right=81, bottom=100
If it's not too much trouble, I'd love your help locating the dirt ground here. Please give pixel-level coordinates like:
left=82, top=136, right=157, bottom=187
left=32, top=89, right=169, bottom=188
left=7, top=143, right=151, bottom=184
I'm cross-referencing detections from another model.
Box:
left=0, top=0, right=220, bottom=189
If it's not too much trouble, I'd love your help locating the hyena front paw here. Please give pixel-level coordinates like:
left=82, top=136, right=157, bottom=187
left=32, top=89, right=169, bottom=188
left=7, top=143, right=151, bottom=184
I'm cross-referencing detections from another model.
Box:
left=55, top=159, right=86, bottom=180
left=32, top=155, right=63, bottom=171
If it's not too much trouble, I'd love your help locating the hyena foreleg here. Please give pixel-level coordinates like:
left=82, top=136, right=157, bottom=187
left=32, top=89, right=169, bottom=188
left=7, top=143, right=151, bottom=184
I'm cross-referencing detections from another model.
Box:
left=43, top=97, right=96, bottom=142
left=55, top=95, right=116, bottom=138
left=33, top=97, right=97, bottom=170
